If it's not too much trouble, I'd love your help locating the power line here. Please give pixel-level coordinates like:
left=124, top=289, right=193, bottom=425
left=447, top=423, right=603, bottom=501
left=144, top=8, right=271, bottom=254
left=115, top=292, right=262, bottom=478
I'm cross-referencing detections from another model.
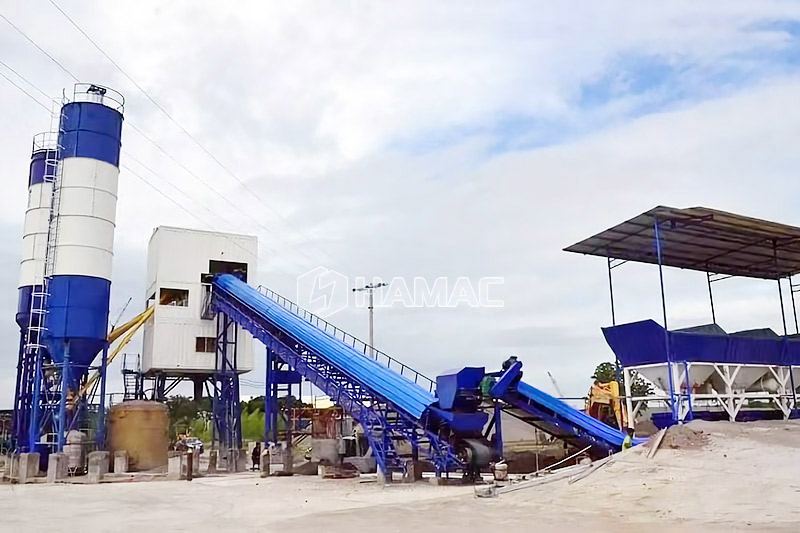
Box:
left=0, top=67, right=51, bottom=113
left=0, top=55, right=237, bottom=238
left=0, top=58, right=51, bottom=102
left=124, top=151, right=239, bottom=231
left=47, top=0, right=336, bottom=267
left=0, top=12, right=80, bottom=82
left=0, top=13, right=322, bottom=270
left=123, top=120, right=322, bottom=267
left=0, top=59, right=275, bottom=272
left=121, top=163, right=266, bottom=264
left=47, top=0, right=277, bottom=209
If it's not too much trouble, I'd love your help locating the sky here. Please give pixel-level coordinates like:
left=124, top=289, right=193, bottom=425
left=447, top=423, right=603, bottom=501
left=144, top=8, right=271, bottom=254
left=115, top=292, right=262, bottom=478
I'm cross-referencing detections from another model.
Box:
left=2, top=1, right=800, bottom=407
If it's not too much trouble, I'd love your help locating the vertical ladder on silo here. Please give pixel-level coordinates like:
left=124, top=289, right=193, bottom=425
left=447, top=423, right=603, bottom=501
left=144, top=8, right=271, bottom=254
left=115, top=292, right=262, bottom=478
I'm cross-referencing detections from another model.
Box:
left=25, top=99, right=65, bottom=450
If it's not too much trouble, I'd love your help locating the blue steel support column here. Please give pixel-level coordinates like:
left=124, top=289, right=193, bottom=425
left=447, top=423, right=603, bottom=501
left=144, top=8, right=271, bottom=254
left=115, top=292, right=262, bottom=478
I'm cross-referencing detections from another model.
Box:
left=263, top=348, right=272, bottom=446
left=214, top=312, right=242, bottom=455
left=96, top=345, right=108, bottom=448
left=265, top=347, right=279, bottom=443
left=12, top=336, right=26, bottom=451
left=28, top=349, right=43, bottom=451
left=56, top=342, right=70, bottom=450
left=493, top=401, right=503, bottom=459
left=654, top=219, right=678, bottom=423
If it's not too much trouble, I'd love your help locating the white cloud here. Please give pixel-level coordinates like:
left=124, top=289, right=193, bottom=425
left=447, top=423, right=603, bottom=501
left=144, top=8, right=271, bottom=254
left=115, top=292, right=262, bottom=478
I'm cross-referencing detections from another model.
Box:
left=1, top=1, right=800, bottom=405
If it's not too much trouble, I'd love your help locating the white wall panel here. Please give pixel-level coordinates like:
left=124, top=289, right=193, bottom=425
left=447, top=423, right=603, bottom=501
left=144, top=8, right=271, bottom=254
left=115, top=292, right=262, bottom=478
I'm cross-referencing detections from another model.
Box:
left=51, top=157, right=119, bottom=280
left=59, top=158, right=119, bottom=195
left=141, top=227, right=257, bottom=374
left=51, top=246, right=113, bottom=279
left=19, top=182, right=53, bottom=287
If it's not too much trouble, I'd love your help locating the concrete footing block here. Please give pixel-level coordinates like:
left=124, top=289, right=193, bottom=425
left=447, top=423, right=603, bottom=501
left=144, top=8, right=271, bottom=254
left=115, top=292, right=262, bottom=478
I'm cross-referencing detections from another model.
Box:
left=87, top=451, right=109, bottom=484
left=3, top=454, right=17, bottom=481
left=167, top=451, right=183, bottom=480
left=179, top=451, right=200, bottom=478
left=402, top=460, right=423, bottom=483
left=46, top=453, right=68, bottom=483
left=113, top=451, right=129, bottom=474
left=343, top=456, right=377, bottom=474
left=429, top=475, right=450, bottom=486
left=207, top=450, right=217, bottom=474
left=18, top=452, right=40, bottom=484
left=236, top=449, right=248, bottom=473
left=259, top=449, right=270, bottom=477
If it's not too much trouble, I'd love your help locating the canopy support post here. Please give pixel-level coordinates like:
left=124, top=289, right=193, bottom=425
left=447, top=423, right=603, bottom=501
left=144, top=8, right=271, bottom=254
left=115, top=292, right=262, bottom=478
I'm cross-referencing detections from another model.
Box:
left=706, top=270, right=716, bottom=324
left=607, top=257, right=616, bottom=326
left=774, top=240, right=788, bottom=336
left=789, top=276, right=799, bottom=335
left=654, top=218, right=677, bottom=423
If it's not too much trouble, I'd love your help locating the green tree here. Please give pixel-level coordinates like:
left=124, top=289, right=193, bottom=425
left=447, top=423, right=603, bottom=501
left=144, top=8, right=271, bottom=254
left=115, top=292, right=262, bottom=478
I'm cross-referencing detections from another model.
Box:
left=593, top=361, right=654, bottom=412
left=165, top=395, right=210, bottom=439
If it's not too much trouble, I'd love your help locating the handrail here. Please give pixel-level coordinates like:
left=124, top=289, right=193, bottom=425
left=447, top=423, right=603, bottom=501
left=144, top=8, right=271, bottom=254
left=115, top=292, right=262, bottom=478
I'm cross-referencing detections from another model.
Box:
left=255, top=285, right=436, bottom=394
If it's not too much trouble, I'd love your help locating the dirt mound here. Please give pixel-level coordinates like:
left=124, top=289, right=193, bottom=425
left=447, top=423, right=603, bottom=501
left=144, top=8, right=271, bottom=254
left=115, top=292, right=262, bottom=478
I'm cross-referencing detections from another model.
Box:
left=648, top=424, right=709, bottom=450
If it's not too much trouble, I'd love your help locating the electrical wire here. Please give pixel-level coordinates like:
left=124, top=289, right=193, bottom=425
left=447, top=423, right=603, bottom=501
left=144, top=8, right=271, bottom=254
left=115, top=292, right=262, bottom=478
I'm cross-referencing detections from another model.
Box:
left=0, top=58, right=52, bottom=102
left=46, top=0, right=335, bottom=268
left=0, top=12, right=79, bottom=82
left=0, top=63, right=51, bottom=113
left=3, top=7, right=329, bottom=269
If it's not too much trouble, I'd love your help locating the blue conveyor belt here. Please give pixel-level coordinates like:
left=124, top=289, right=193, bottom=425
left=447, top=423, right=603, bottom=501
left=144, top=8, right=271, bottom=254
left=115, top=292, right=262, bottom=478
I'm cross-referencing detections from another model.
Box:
left=213, top=274, right=436, bottom=420
left=492, top=361, right=640, bottom=454
left=514, top=381, right=634, bottom=449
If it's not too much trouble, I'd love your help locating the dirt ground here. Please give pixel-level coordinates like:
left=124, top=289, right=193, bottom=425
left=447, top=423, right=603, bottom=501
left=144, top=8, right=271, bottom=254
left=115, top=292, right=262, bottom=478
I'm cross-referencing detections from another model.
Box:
left=1, top=420, right=799, bottom=532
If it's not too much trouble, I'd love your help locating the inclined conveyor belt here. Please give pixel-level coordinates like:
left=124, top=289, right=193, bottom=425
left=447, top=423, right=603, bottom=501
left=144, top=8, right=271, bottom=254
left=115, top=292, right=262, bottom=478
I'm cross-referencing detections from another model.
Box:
left=513, top=381, right=633, bottom=449
left=213, top=274, right=436, bottom=420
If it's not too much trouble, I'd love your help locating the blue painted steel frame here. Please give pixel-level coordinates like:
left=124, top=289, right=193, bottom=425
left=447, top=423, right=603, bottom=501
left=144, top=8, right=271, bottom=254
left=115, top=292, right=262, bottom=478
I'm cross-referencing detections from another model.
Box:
left=213, top=312, right=243, bottom=454
left=25, top=343, right=108, bottom=454
left=264, top=348, right=296, bottom=444
left=212, top=291, right=464, bottom=475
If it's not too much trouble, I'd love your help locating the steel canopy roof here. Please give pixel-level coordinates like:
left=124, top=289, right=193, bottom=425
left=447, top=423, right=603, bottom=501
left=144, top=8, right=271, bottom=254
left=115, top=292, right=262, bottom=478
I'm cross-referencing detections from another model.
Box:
left=564, top=206, right=800, bottom=280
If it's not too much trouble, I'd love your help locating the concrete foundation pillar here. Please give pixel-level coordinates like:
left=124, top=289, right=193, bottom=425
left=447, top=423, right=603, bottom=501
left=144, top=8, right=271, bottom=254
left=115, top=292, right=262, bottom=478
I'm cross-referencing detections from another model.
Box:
left=3, top=454, right=17, bottom=481
left=113, top=451, right=129, bottom=474
left=232, top=448, right=247, bottom=472
left=402, top=460, right=423, bottom=483
left=207, top=450, right=217, bottom=474
left=259, top=449, right=270, bottom=477
left=429, top=475, right=449, bottom=486
left=376, top=465, right=389, bottom=486
left=46, top=453, right=68, bottom=483
left=87, top=451, right=109, bottom=484
left=18, top=453, right=40, bottom=484
left=281, top=447, right=293, bottom=474
left=167, top=452, right=183, bottom=480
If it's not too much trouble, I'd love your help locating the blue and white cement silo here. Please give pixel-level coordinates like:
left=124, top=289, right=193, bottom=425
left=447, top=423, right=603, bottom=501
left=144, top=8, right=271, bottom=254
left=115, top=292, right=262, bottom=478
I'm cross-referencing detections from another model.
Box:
left=42, top=84, right=124, bottom=449
left=12, top=136, right=57, bottom=451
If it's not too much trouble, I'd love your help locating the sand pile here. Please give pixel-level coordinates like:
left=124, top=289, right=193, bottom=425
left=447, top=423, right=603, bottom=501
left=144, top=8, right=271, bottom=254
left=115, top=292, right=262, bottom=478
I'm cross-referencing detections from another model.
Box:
left=647, top=423, right=709, bottom=450
left=494, top=419, right=800, bottom=531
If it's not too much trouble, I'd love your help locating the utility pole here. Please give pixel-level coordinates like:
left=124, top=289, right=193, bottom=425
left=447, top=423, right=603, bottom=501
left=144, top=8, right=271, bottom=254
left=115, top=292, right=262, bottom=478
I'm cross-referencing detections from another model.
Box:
left=352, top=282, right=388, bottom=355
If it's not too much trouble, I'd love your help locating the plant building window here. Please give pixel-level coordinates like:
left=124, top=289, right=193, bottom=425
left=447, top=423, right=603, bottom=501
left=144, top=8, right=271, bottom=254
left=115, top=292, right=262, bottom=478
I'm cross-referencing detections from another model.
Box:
left=160, top=288, right=189, bottom=307
left=195, top=336, right=215, bottom=353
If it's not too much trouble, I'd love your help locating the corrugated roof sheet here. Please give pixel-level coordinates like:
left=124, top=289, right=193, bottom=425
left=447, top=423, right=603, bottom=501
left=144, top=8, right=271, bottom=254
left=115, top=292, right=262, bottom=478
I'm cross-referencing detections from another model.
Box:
left=564, top=206, right=800, bottom=279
